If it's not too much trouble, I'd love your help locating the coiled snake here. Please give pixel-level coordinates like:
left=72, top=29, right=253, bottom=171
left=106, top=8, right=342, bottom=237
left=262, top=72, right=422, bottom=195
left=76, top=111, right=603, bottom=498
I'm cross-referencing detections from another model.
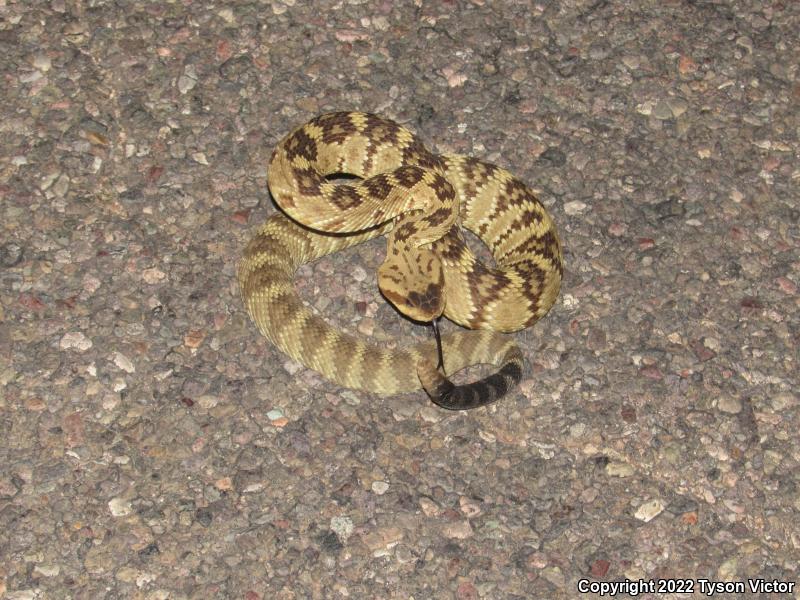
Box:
left=238, top=112, right=562, bottom=409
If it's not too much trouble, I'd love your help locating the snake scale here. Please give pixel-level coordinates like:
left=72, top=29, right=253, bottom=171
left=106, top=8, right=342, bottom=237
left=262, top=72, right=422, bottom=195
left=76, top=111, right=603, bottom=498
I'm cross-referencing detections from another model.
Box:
left=238, top=112, right=562, bottom=409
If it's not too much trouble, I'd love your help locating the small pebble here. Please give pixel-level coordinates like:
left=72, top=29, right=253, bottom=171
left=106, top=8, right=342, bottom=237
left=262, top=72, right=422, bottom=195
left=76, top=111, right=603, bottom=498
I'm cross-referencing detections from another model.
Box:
left=652, top=99, right=674, bottom=120
left=717, top=396, right=742, bottom=414
left=371, top=481, right=389, bottom=495
left=442, top=520, right=473, bottom=539
left=330, top=516, right=354, bottom=541
left=634, top=499, right=665, bottom=522
left=108, top=497, right=132, bottom=517
left=113, top=352, right=135, bottom=373
left=60, top=331, right=92, bottom=351
left=563, top=200, right=587, bottom=215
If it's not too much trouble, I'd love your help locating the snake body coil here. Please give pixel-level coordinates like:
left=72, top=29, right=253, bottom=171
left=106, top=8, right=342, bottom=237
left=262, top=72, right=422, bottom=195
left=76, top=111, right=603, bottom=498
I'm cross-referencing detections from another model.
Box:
left=239, top=112, right=562, bottom=409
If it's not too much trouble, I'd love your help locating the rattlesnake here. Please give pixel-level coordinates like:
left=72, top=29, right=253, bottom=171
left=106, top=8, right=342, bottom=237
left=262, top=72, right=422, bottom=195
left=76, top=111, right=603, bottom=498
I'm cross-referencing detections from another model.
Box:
left=238, top=112, right=562, bottom=409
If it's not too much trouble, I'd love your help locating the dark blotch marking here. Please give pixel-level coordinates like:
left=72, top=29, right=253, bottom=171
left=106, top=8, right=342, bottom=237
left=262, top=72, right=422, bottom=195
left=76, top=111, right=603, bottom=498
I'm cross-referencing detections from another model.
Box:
left=394, top=165, right=425, bottom=188
left=428, top=172, right=456, bottom=202
left=401, top=138, right=443, bottom=170
left=294, top=166, right=324, bottom=196
left=284, top=128, right=318, bottom=161
left=503, top=177, right=540, bottom=209
left=311, top=112, right=359, bottom=145
left=462, top=156, right=498, bottom=185
left=479, top=190, right=511, bottom=233
left=435, top=230, right=469, bottom=262
left=516, top=262, right=548, bottom=320
left=482, top=179, right=547, bottom=254
left=425, top=207, right=453, bottom=228
left=362, top=174, right=393, bottom=200
left=362, top=113, right=403, bottom=145
left=242, top=232, right=287, bottom=262
left=510, top=229, right=563, bottom=274
left=329, top=185, right=363, bottom=210
left=508, top=206, right=544, bottom=233
left=464, top=260, right=512, bottom=301
left=406, top=282, right=442, bottom=316
left=392, top=219, right=420, bottom=243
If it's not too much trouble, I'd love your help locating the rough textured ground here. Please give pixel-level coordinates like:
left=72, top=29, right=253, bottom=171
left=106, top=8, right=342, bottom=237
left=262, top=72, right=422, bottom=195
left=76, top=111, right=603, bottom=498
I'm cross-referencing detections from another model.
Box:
left=1, top=1, right=798, bottom=598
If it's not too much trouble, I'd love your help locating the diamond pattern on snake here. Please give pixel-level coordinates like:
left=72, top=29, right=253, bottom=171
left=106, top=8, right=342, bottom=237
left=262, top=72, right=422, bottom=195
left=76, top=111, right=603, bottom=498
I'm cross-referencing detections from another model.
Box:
left=239, top=112, right=562, bottom=410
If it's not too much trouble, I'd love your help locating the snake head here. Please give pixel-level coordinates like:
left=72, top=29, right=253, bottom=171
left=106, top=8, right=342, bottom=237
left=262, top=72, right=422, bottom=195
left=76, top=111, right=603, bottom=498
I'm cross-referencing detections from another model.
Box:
left=378, top=246, right=445, bottom=322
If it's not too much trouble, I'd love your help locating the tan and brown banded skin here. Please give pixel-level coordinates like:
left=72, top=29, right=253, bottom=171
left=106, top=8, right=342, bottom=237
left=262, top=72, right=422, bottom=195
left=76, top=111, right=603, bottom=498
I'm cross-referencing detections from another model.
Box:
left=239, top=112, right=562, bottom=410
